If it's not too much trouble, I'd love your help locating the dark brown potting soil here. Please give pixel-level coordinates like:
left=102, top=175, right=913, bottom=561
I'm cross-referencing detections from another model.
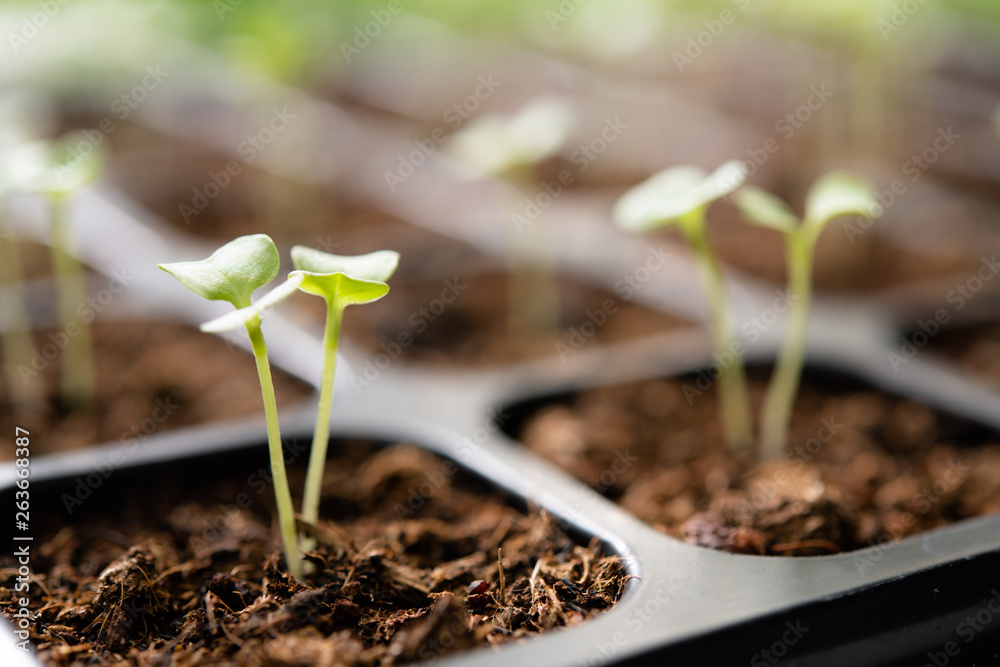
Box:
left=1, top=442, right=625, bottom=665
left=0, top=321, right=313, bottom=458
left=928, top=321, right=1000, bottom=389
left=517, top=370, right=1000, bottom=556
left=325, top=273, right=690, bottom=367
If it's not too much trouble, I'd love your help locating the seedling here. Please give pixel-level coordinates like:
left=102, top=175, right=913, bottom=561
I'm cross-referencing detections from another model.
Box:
left=614, top=161, right=753, bottom=451
left=289, top=246, right=398, bottom=530
left=159, top=237, right=399, bottom=580
left=449, top=97, right=577, bottom=333
left=159, top=234, right=305, bottom=582
left=449, top=96, right=577, bottom=178
left=751, top=2, right=898, bottom=163
left=13, top=132, right=104, bottom=406
left=736, top=171, right=878, bottom=459
left=0, top=153, right=38, bottom=405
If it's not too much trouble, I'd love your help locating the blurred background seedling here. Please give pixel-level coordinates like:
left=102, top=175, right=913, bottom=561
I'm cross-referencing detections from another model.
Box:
left=449, top=96, right=578, bottom=335
left=8, top=131, right=105, bottom=408
left=736, top=171, right=879, bottom=459
left=614, top=161, right=753, bottom=451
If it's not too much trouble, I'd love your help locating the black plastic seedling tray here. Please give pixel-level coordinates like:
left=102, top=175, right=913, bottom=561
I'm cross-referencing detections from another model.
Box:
left=5, top=321, right=1000, bottom=666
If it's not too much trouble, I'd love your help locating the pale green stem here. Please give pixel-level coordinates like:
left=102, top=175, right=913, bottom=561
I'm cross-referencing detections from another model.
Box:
left=246, top=320, right=304, bottom=583
left=760, top=232, right=813, bottom=460
left=817, top=49, right=842, bottom=168
left=0, top=209, right=40, bottom=404
left=851, top=38, right=885, bottom=165
left=680, top=212, right=753, bottom=451
left=302, top=302, right=342, bottom=528
left=49, top=193, right=94, bottom=406
left=506, top=167, right=558, bottom=335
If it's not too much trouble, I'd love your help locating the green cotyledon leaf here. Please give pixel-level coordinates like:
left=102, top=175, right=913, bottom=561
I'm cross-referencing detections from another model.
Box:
left=291, top=271, right=390, bottom=310
left=290, top=246, right=399, bottom=282
left=734, top=186, right=799, bottom=233
left=158, top=234, right=280, bottom=309
left=199, top=273, right=304, bottom=333
left=804, top=171, right=879, bottom=234
left=5, top=131, right=105, bottom=196
left=613, top=160, right=746, bottom=232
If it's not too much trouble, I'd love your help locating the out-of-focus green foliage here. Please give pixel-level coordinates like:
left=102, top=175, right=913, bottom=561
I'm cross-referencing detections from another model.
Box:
left=0, top=0, right=997, bottom=91
left=941, top=0, right=1000, bottom=26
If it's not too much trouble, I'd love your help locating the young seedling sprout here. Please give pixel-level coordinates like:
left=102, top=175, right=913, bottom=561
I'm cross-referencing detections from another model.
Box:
left=15, top=132, right=104, bottom=406
left=289, top=246, right=398, bottom=532
left=735, top=172, right=878, bottom=459
left=159, top=234, right=306, bottom=582
left=449, top=97, right=577, bottom=333
left=613, top=161, right=753, bottom=451
left=0, top=145, right=40, bottom=405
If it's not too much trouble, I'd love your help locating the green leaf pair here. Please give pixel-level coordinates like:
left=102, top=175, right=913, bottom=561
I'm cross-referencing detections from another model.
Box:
left=449, top=96, right=578, bottom=177
left=613, top=164, right=876, bottom=242
left=735, top=171, right=878, bottom=237
left=159, top=234, right=396, bottom=328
